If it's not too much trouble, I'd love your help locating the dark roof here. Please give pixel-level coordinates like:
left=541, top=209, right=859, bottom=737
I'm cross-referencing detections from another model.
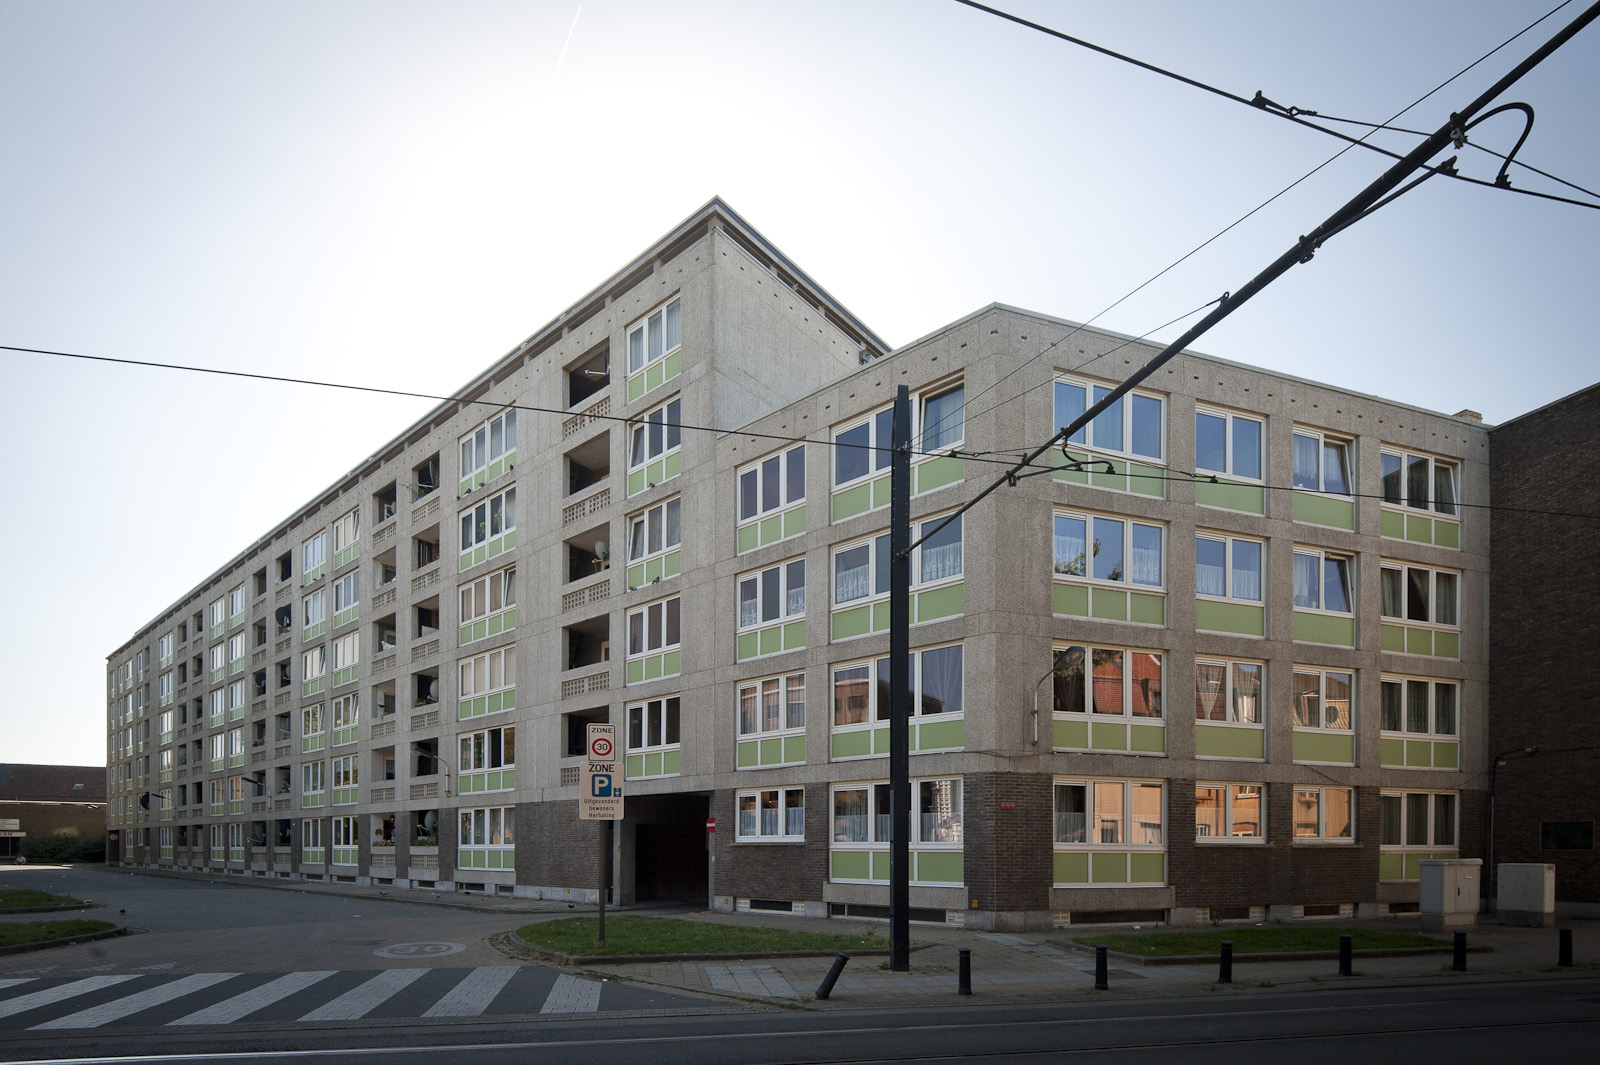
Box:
left=0, top=764, right=106, bottom=803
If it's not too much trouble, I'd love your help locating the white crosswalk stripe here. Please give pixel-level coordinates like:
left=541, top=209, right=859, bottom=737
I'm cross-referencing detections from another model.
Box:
left=0, top=980, right=34, bottom=992
left=168, top=970, right=337, bottom=1026
left=422, top=966, right=519, bottom=1018
left=540, top=973, right=601, bottom=1014
left=30, top=973, right=239, bottom=1030
left=0, top=976, right=138, bottom=1020
left=297, top=968, right=427, bottom=1021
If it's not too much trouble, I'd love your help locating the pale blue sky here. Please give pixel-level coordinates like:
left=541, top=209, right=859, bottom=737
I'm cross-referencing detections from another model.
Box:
left=2, top=0, right=1596, bottom=765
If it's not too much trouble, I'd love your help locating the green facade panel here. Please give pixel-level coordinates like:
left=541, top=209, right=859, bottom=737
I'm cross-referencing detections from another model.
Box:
left=1381, top=624, right=1406, bottom=652
left=1091, top=851, right=1128, bottom=884
left=1053, top=718, right=1089, bottom=749
left=917, top=583, right=965, bottom=622
left=1380, top=738, right=1406, bottom=766
left=737, top=740, right=758, bottom=768
left=917, top=717, right=964, bottom=751
left=1053, top=583, right=1089, bottom=617
left=1129, top=724, right=1166, bottom=754
left=831, top=850, right=870, bottom=881
left=1435, top=520, right=1460, bottom=549
left=1129, top=852, right=1165, bottom=885
left=915, top=850, right=963, bottom=884
left=1195, top=724, right=1265, bottom=760
left=1406, top=627, right=1434, bottom=656
left=1293, top=730, right=1354, bottom=764
left=1091, top=588, right=1129, bottom=622
left=1293, top=610, right=1355, bottom=646
left=1196, top=479, right=1266, bottom=514
left=915, top=455, right=965, bottom=494
left=1405, top=740, right=1433, bottom=767
left=736, top=523, right=760, bottom=554
left=1292, top=491, right=1355, bottom=529
left=832, top=729, right=872, bottom=759
left=783, top=505, right=807, bottom=539
left=1196, top=599, right=1265, bottom=636
left=1053, top=851, right=1089, bottom=885
left=783, top=735, right=806, bottom=763
left=1129, top=593, right=1166, bottom=626
left=831, top=483, right=872, bottom=522
left=1434, top=741, right=1459, bottom=769
left=1406, top=514, right=1433, bottom=543
left=1381, top=510, right=1406, bottom=538
left=1090, top=722, right=1128, bottom=751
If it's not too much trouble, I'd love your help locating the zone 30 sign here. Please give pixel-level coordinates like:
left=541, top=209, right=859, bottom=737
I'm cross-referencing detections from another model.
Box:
left=579, top=723, right=624, bottom=821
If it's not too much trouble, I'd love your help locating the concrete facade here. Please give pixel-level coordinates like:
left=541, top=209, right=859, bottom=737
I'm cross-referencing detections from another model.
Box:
left=106, top=200, right=1496, bottom=928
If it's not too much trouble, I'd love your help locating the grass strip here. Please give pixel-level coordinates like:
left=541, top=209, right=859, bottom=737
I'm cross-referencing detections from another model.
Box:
left=516, top=915, right=886, bottom=957
left=0, top=889, right=87, bottom=910
left=0, top=920, right=116, bottom=948
left=1070, top=927, right=1443, bottom=956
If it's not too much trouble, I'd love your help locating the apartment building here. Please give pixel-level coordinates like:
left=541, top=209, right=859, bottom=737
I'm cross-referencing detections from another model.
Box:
left=106, top=199, right=1490, bottom=929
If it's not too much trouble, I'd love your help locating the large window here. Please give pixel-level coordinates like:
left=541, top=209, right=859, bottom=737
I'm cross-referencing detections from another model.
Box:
left=738, top=445, right=806, bottom=522
left=331, top=632, right=359, bottom=677
left=1381, top=449, right=1457, bottom=515
left=460, top=806, right=515, bottom=847
left=1195, top=784, right=1264, bottom=840
left=1051, top=646, right=1163, bottom=719
left=331, top=754, right=358, bottom=802
left=628, top=497, right=681, bottom=565
left=628, top=397, right=682, bottom=473
left=459, top=725, right=515, bottom=772
left=301, top=760, right=325, bottom=798
left=332, top=510, right=359, bottom=557
left=832, top=779, right=963, bottom=844
left=1294, top=787, right=1353, bottom=841
left=1292, top=428, right=1351, bottom=495
left=1194, top=659, right=1263, bottom=723
left=627, top=297, right=680, bottom=375
left=459, top=485, right=517, bottom=554
left=627, top=696, right=680, bottom=753
left=1195, top=407, right=1262, bottom=480
left=833, top=644, right=964, bottom=725
left=460, top=566, right=516, bottom=633
left=303, top=589, right=326, bottom=631
left=459, top=647, right=515, bottom=703
left=303, top=532, right=327, bottom=575
left=228, top=584, right=246, bottom=620
left=833, top=408, right=894, bottom=487
left=302, top=645, right=327, bottom=682
left=1292, top=668, right=1353, bottom=731
left=737, top=788, right=805, bottom=842
left=460, top=409, right=517, bottom=479
left=331, top=692, right=359, bottom=742
left=1054, top=376, right=1163, bottom=461
left=333, top=571, right=360, bottom=616
left=1381, top=791, right=1457, bottom=847
left=1381, top=677, right=1458, bottom=736
left=627, top=596, right=681, bottom=657
left=1381, top=564, right=1459, bottom=627
left=739, top=673, right=806, bottom=737
left=833, top=515, right=962, bottom=606
left=1053, top=511, right=1163, bottom=588
left=919, top=382, right=965, bottom=451
left=1054, top=780, right=1164, bottom=845
left=739, top=559, right=805, bottom=629
left=1292, top=548, right=1352, bottom=613
left=1196, top=533, right=1262, bottom=602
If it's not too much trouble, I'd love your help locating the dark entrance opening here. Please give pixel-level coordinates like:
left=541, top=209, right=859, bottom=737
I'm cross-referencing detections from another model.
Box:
left=626, top=792, right=709, bottom=902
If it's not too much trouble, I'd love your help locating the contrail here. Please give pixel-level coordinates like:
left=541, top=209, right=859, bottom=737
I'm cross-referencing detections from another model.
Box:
left=549, top=2, right=584, bottom=93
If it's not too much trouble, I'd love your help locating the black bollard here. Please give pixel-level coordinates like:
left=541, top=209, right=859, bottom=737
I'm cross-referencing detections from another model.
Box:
left=958, top=947, right=972, bottom=995
left=1559, top=928, right=1574, bottom=968
left=1452, top=931, right=1467, bottom=972
left=1338, top=933, right=1353, bottom=976
left=815, top=952, right=850, bottom=1000
left=1094, top=945, right=1108, bottom=990
left=1218, top=940, right=1233, bottom=984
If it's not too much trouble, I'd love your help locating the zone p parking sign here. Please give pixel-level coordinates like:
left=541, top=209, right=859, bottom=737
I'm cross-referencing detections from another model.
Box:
left=579, top=723, right=623, bottom=821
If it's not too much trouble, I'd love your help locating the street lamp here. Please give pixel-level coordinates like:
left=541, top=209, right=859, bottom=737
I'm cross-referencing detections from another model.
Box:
left=1032, top=645, right=1081, bottom=746
left=409, top=744, right=452, bottom=797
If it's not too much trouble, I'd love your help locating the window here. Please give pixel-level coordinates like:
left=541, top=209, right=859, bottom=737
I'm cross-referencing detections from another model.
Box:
left=332, top=510, right=359, bottom=556
left=1292, top=668, right=1353, bottom=730
left=1380, top=677, right=1458, bottom=736
left=1196, top=533, right=1262, bottom=601
left=207, top=688, right=225, bottom=725
left=303, top=532, right=327, bottom=575
left=159, top=632, right=174, bottom=663
left=302, top=646, right=327, bottom=682
left=331, top=692, right=359, bottom=741
left=628, top=398, right=681, bottom=473
left=1196, top=784, right=1265, bottom=840
left=331, top=814, right=358, bottom=853
left=459, top=646, right=515, bottom=702
left=1292, top=548, right=1352, bottom=613
left=303, top=589, right=326, bottom=631
left=459, top=726, right=516, bottom=771
left=331, top=632, right=359, bottom=677
left=1051, top=646, right=1163, bottom=718
left=1381, top=564, right=1459, bottom=627
left=627, top=498, right=681, bottom=565
left=1053, top=511, right=1163, bottom=588
left=459, top=409, right=518, bottom=479
left=1054, top=780, right=1164, bottom=846
left=627, top=696, right=680, bottom=753
left=333, top=571, right=360, bottom=616
left=627, top=297, right=681, bottom=375
left=831, top=779, right=964, bottom=844
left=331, top=754, right=358, bottom=800
left=301, top=760, right=325, bottom=796
left=459, top=566, right=516, bottom=632
left=833, top=514, right=963, bottom=606
left=627, top=596, right=681, bottom=657
left=833, top=407, right=894, bottom=486
left=1195, top=408, right=1263, bottom=480
left=1292, top=428, right=1351, bottom=495
left=459, top=485, right=517, bottom=555
left=302, top=818, right=323, bottom=856
left=1381, top=791, right=1457, bottom=847
left=832, top=644, right=963, bottom=725
left=1293, top=787, right=1353, bottom=841
left=920, top=382, right=965, bottom=451
left=1054, top=376, right=1163, bottom=461
left=459, top=806, right=516, bottom=847
left=739, top=559, right=805, bottom=629
left=1381, top=449, right=1457, bottom=515
left=1194, top=659, right=1263, bottom=723
left=227, top=679, right=246, bottom=714
left=738, top=673, right=806, bottom=737
left=227, top=633, right=246, bottom=670
left=302, top=703, right=325, bottom=738
left=209, top=597, right=226, bottom=632
left=228, top=584, right=246, bottom=619
left=738, top=445, right=806, bottom=522
left=737, top=788, right=805, bottom=842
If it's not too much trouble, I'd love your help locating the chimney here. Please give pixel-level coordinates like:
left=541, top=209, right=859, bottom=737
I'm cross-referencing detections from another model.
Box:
left=1453, top=409, right=1482, bottom=422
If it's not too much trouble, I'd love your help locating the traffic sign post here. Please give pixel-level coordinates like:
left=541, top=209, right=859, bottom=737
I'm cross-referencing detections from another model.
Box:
left=580, top=724, right=623, bottom=943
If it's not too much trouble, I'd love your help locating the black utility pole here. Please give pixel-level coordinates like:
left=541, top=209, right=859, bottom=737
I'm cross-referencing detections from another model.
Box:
left=888, top=385, right=912, bottom=971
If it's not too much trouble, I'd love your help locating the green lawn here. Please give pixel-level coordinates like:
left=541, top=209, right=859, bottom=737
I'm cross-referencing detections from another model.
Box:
left=1072, top=927, right=1444, bottom=956
left=0, top=920, right=115, bottom=948
left=0, top=889, right=87, bottom=910
left=516, top=915, right=886, bottom=957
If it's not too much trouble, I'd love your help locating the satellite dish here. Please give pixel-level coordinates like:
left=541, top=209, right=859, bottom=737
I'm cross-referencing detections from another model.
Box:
left=594, top=540, right=609, bottom=560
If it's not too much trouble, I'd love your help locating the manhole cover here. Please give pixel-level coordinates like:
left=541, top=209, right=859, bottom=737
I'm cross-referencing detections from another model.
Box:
left=374, top=941, right=466, bottom=959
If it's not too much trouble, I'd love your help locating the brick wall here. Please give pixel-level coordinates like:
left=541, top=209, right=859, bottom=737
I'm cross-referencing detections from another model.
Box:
left=964, top=772, right=1053, bottom=914
left=712, top=782, right=829, bottom=903
left=517, top=799, right=604, bottom=887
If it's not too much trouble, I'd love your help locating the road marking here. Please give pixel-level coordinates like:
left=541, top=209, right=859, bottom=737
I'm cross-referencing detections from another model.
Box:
left=373, top=942, right=464, bottom=959
left=0, top=979, right=35, bottom=992
left=706, top=964, right=798, bottom=999
left=0, top=976, right=137, bottom=1020
left=30, top=973, right=239, bottom=1030
left=298, top=969, right=427, bottom=1021
left=540, top=973, right=601, bottom=1014
left=422, top=967, right=520, bottom=1017
left=168, top=971, right=337, bottom=1026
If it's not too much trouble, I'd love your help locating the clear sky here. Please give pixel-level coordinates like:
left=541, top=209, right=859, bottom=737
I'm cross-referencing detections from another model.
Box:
left=2, top=0, right=1595, bottom=766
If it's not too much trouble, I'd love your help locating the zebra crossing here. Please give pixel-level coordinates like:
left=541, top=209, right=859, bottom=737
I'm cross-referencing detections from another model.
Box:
left=0, top=965, right=708, bottom=1031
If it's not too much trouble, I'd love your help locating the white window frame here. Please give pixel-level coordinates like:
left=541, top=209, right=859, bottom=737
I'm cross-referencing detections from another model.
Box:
left=1052, top=778, right=1166, bottom=847
left=302, top=817, right=323, bottom=855
left=1293, top=786, right=1354, bottom=843
left=627, top=497, right=681, bottom=566
left=333, top=571, right=360, bottom=614
left=228, top=632, right=246, bottom=665
left=458, top=485, right=517, bottom=555
left=1194, top=658, right=1265, bottom=725
left=1291, top=666, right=1354, bottom=732
left=159, top=632, right=174, bottom=662
left=302, top=703, right=325, bottom=738
left=1195, top=783, right=1266, bottom=842
left=459, top=725, right=516, bottom=772
left=1053, top=509, right=1164, bottom=590
left=1291, top=427, right=1353, bottom=496
left=737, top=787, right=806, bottom=842
left=332, top=510, right=359, bottom=554
left=301, top=646, right=327, bottom=682
left=459, top=409, right=518, bottom=478
left=303, top=532, right=327, bottom=573
left=1292, top=547, right=1354, bottom=615
left=1196, top=532, right=1263, bottom=603
left=1194, top=406, right=1263, bottom=481
left=228, top=584, right=246, bottom=619
left=1380, top=675, right=1459, bottom=737
left=830, top=778, right=964, bottom=846
left=207, top=687, right=225, bottom=724
left=832, top=643, right=964, bottom=727
left=626, top=696, right=680, bottom=754
left=331, top=754, right=358, bottom=794
left=738, top=558, right=806, bottom=630
left=301, top=760, right=325, bottom=796
left=226, top=679, right=245, bottom=713
left=918, top=380, right=966, bottom=452
left=628, top=397, right=682, bottom=474
left=1381, top=448, right=1458, bottom=516
left=833, top=513, right=963, bottom=608
left=626, top=595, right=681, bottom=659
left=459, top=805, right=516, bottom=848
left=1380, top=562, right=1460, bottom=628
left=1381, top=790, right=1458, bottom=848
left=458, top=646, right=515, bottom=702
left=1050, top=645, right=1164, bottom=720
left=331, top=692, right=360, bottom=733
left=303, top=589, right=326, bottom=630
left=1054, top=375, right=1165, bottom=463
left=627, top=297, right=681, bottom=376
left=738, top=672, right=806, bottom=739
left=459, top=566, right=516, bottom=630
left=331, top=632, right=359, bottom=673
left=738, top=444, right=806, bottom=524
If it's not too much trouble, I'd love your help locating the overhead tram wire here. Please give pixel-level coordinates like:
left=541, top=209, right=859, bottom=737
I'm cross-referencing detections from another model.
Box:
left=950, top=0, right=1596, bottom=212
left=917, top=1, right=1587, bottom=451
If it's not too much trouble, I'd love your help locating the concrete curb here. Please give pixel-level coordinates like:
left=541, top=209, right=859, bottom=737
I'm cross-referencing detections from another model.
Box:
left=495, top=929, right=912, bottom=967
left=0, top=904, right=96, bottom=915
left=1055, top=940, right=1494, bottom=966
left=0, top=924, right=127, bottom=956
